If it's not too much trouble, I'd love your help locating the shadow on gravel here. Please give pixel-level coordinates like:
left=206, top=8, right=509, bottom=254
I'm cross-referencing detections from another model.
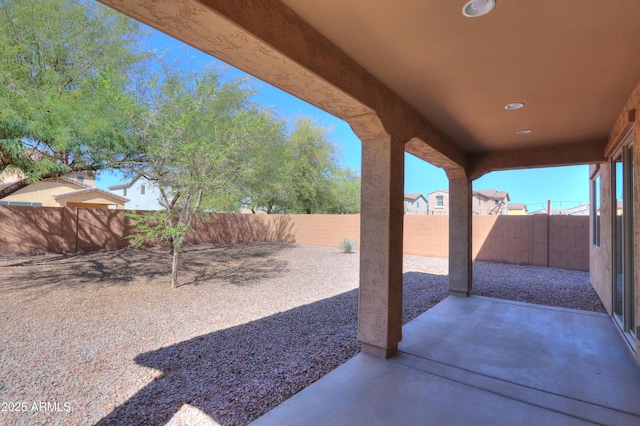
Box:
left=0, top=242, right=291, bottom=295
left=96, top=272, right=450, bottom=426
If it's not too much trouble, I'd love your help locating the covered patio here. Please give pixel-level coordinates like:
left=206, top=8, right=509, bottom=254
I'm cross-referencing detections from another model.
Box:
left=96, top=0, right=640, bottom=423
left=254, top=296, right=640, bottom=425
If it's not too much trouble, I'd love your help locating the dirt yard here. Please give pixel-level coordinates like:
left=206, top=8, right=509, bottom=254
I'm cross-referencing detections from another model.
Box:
left=0, top=243, right=603, bottom=425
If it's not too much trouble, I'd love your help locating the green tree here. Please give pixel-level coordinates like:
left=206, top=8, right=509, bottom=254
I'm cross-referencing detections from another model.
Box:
left=243, top=120, right=290, bottom=214
left=0, top=0, right=146, bottom=196
left=327, top=167, right=361, bottom=214
left=127, top=66, right=282, bottom=288
left=287, top=118, right=337, bottom=214
left=242, top=117, right=361, bottom=214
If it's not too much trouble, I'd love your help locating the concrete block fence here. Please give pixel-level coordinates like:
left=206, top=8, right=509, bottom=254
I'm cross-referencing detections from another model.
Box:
left=0, top=206, right=588, bottom=271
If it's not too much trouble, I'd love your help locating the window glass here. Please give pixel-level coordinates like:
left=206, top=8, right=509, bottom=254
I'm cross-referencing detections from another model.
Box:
left=591, top=174, right=600, bottom=247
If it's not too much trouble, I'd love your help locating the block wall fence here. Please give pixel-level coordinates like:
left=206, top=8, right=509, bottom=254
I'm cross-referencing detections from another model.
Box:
left=0, top=206, right=588, bottom=271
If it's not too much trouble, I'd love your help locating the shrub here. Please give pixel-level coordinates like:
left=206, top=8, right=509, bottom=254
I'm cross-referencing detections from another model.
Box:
left=339, top=237, right=357, bottom=254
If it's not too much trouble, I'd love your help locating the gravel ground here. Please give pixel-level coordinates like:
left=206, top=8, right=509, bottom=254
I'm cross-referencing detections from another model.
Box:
left=0, top=243, right=604, bottom=425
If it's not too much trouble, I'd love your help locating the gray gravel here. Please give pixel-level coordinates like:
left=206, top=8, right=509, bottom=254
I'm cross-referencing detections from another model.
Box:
left=0, top=243, right=604, bottom=425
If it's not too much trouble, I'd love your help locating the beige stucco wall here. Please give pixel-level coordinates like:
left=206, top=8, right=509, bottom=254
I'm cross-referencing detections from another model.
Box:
left=3, top=178, right=124, bottom=209
left=3, top=179, right=83, bottom=207
left=590, top=163, right=612, bottom=314
left=428, top=190, right=449, bottom=215
left=57, top=192, right=125, bottom=209
left=594, top=77, right=640, bottom=360
left=66, top=172, right=96, bottom=186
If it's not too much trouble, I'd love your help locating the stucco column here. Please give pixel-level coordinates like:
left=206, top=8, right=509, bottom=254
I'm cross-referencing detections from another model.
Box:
left=446, top=168, right=472, bottom=296
left=358, top=135, right=404, bottom=358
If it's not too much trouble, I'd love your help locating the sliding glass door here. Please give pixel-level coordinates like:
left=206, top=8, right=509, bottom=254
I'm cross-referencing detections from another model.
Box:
left=612, top=138, right=635, bottom=342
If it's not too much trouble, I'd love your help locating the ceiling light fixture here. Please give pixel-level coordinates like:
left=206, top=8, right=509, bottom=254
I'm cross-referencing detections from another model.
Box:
left=516, top=129, right=532, bottom=135
left=462, top=0, right=496, bottom=18
left=505, top=102, right=525, bottom=110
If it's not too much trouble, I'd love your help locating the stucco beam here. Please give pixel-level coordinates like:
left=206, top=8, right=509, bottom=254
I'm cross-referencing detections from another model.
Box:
left=467, top=139, right=607, bottom=180
left=98, top=0, right=467, bottom=169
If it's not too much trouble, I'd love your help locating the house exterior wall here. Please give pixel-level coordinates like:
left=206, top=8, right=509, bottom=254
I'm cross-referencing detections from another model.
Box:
left=2, top=179, right=82, bottom=207
left=590, top=78, right=640, bottom=362
left=56, top=192, right=126, bottom=209
left=473, top=195, right=488, bottom=215
left=590, top=163, right=612, bottom=314
left=65, top=172, right=96, bottom=187
left=428, top=190, right=449, bottom=215
left=430, top=190, right=508, bottom=215
left=110, top=177, right=165, bottom=210
left=404, top=196, right=428, bottom=214
left=508, top=208, right=527, bottom=215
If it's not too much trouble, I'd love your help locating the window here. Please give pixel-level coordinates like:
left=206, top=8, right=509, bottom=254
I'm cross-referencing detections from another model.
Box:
left=0, top=201, right=42, bottom=206
left=76, top=176, right=84, bottom=184
left=123, top=188, right=127, bottom=197
left=494, top=200, right=499, bottom=205
left=591, top=174, right=601, bottom=247
left=140, top=185, right=145, bottom=195
left=416, top=201, right=420, bottom=208
left=436, top=195, right=443, bottom=207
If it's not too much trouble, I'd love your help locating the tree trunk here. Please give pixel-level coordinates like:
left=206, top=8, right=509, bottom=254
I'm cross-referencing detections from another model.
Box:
left=170, top=244, right=179, bottom=288
left=0, top=179, right=30, bottom=199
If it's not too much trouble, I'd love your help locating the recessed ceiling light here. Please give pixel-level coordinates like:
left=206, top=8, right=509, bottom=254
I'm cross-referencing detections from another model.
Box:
left=462, top=0, right=496, bottom=18
left=505, top=102, right=525, bottom=110
left=516, top=129, right=532, bottom=135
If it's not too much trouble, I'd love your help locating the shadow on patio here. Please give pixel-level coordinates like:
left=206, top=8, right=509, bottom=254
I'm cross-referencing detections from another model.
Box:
left=254, top=296, right=640, bottom=426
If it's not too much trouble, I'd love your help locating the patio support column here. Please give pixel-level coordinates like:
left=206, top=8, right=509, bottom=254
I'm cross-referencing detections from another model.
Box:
left=446, top=168, right=472, bottom=296
left=358, top=135, right=404, bottom=358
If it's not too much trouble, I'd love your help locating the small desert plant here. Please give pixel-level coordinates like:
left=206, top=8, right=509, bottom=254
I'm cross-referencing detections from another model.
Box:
left=339, top=237, right=357, bottom=253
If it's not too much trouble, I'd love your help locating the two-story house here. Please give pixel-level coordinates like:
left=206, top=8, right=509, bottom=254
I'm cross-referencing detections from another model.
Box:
left=428, top=189, right=510, bottom=215
left=108, top=175, right=166, bottom=211
left=403, top=193, right=428, bottom=214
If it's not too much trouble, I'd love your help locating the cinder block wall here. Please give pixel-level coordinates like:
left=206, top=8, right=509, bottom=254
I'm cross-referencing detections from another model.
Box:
left=473, top=216, right=534, bottom=264
left=403, top=215, right=448, bottom=257
left=0, top=206, right=589, bottom=271
left=549, top=216, right=590, bottom=271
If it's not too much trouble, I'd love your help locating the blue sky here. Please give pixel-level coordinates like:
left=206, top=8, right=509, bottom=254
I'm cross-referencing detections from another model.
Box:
left=98, top=25, right=590, bottom=212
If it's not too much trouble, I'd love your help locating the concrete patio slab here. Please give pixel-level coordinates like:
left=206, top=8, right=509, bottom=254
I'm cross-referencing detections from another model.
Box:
left=252, top=296, right=640, bottom=425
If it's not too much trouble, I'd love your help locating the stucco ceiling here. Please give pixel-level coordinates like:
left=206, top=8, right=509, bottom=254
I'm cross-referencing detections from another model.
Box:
left=98, top=0, right=640, bottom=174
left=279, top=0, right=640, bottom=153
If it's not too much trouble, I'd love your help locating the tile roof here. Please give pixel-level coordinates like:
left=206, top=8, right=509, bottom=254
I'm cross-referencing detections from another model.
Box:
left=53, top=187, right=129, bottom=202
left=404, top=193, right=425, bottom=200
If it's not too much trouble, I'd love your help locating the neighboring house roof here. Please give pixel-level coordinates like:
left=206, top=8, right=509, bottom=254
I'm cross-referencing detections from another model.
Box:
left=108, top=174, right=143, bottom=191
left=404, top=193, right=426, bottom=201
left=528, top=203, right=590, bottom=215
left=53, top=187, right=129, bottom=202
left=507, top=203, right=527, bottom=210
left=0, top=176, right=94, bottom=191
left=426, top=189, right=509, bottom=202
left=473, top=189, right=510, bottom=201
left=108, top=173, right=165, bottom=191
